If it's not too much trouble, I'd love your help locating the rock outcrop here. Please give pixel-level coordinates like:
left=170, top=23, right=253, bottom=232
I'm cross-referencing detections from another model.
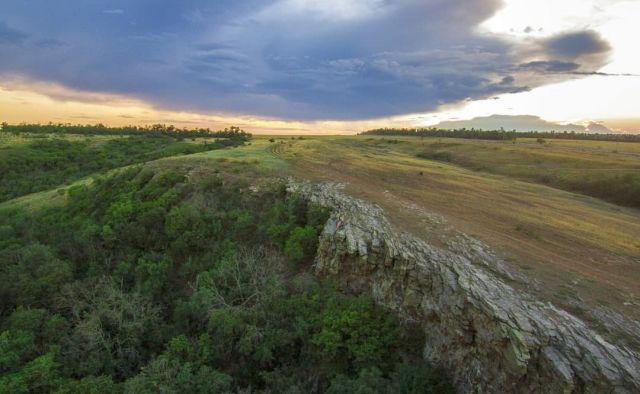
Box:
left=288, top=180, right=640, bottom=394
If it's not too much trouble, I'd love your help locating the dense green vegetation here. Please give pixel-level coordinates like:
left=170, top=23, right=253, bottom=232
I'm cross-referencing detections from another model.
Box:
left=1, top=123, right=252, bottom=141
left=0, top=164, right=451, bottom=393
left=0, top=131, right=247, bottom=202
left=362, top=127, right=640, bottom=142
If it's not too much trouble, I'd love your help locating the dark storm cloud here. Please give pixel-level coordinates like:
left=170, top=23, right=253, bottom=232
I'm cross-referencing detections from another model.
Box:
left=0, top=1, right=615, bottom=120
left=519, top=60, right=580, bottom=73
left=544, top=31, right=611, bottom=58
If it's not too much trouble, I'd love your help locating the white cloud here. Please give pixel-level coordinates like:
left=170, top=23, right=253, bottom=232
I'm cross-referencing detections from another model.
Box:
left=257, top=0, right=388, bottom=22
left=102, top=9, right=124, bottom=15
left=412, top=74, right=640, bottom=132
left=481, top=0, right=615, bottom=37
left=408, top=0, right=640, bottom=130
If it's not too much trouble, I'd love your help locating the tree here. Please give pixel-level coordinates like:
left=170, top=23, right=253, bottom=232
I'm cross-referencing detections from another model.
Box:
left=58, top=279, right=162, bottom=379
left=0, top=352, right=62, bottom=394
left=0, top=243, right=72, bottom=311
left=123, top=355, right=232, bottom=394
left=284, top=226, right=319, bottom=264
left=313, top=296, right=399, bottom=372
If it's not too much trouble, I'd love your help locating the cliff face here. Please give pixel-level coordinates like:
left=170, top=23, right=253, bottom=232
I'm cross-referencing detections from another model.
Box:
left=288, top=180, right=640, bottom=394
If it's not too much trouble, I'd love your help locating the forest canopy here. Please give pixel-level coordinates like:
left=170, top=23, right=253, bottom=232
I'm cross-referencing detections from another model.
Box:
left=0, top=125, right=249, bottom=203
left=0, top=158, right=452, bottom=393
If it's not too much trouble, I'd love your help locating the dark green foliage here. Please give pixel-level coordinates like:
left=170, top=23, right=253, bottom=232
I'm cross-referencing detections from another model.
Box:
left=362, top=128, right=517, bottom=141
left=54, top=376, right=120, bottom=394
left=326, top=363, right=454, bottom=394
left=0, top=243, right=73, bottom=313
left=57, top=279, right=163, bottom=379
left=123, top=355, right=233, bottom=393
left=284, top=226, right=319, bottom=263
left=0, top=128, right=249, bottom=202
left=0, top=330, right=36, bottom=373
left=389, top=362, right=455, bottom=393
left=0, top=351, right=62, bottom=394
left=264, top=194, right=329, bottom=265
left=313, top=296, right=399, bottom=371
left=0, top=165, right=451, bottom=392
left=361, top=127, right=640, bottom=142
left=416, top=150, right=453, bottom=162
left=1, top=123, right=251, bottom=141
left=561, top=172, right=640, bottom=209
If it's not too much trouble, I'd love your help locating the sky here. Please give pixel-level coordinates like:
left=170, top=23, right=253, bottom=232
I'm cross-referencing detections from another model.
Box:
left=0, top=0, right=638, bottom=134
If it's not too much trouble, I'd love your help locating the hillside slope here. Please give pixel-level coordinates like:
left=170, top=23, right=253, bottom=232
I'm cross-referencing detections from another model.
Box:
left=1, top=133, right=639, bottom=393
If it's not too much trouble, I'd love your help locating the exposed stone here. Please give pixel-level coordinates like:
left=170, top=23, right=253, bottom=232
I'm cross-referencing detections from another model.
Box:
left=288, top=180, right=640, bottom=394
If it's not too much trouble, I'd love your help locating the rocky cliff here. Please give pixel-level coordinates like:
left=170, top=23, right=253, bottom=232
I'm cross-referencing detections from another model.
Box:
left=288, top=180, right=640, bottom=394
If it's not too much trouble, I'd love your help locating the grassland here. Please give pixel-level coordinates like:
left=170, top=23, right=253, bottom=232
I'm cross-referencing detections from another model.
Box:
left=411, top=137, right=640, bottom=208
left=212, top=135, right=639, bottom=346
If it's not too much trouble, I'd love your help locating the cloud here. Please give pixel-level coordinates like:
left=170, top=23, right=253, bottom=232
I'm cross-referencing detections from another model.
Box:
left=103, top=9, right=125, bottom=15
left=434, top=115, right=613, bottom=133
left=0, top=1, right=620, bottom=120
left=257, top=0, right=388, bottom=22
left=506, top=29, right=613, bottom=89
left=434, top=114, right=613, bottom=133
left=543, top=31, right=611, bottom=58
left=0, top=21, right=28, bottom=44
left=585, top=122, right=612, bottom=133
left=34, top=38, right=67, bottom=49
left=519, top=60, right=580, bottom=73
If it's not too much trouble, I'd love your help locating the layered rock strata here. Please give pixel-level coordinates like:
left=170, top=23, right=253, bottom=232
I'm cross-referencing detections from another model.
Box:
left=288, top=180, right=640, bottom=394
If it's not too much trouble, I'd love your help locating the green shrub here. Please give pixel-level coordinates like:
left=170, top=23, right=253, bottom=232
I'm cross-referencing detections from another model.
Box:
left=0, top=243, right=73, bottom=310
left=313, top=296, right=399, bottom=371
left=285, top=226, right=319, bottom=264
left=54, top=375, right=120, bottom=394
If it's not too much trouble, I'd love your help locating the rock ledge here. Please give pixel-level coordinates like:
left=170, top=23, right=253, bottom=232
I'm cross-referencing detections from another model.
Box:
left=289, top=180, right=640, bottom=394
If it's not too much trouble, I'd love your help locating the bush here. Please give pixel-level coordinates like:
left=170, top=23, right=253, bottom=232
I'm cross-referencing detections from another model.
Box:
left=58, top=279, right=162, bottom=379
left=416, top=151, right=452, bottom=162
left=313, top=296, right=399, bottom=372
left=285, top=226, right=319, bottom=264
left=0, top=243, right=73, bottom=310
left=54, top=375, right=120, bottom=394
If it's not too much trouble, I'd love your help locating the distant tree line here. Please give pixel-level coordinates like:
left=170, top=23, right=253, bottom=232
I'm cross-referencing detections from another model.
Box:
left=360, top=128, right=640, bottom=142
left=1, top=123, right=252, bottom=141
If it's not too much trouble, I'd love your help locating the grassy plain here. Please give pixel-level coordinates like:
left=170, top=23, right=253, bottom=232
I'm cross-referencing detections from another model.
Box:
left=412, top=137, right=640, bottom=208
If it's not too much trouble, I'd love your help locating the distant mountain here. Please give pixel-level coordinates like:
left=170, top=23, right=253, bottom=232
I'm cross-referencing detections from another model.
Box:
left=434, top=115, right=612, bottom=133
